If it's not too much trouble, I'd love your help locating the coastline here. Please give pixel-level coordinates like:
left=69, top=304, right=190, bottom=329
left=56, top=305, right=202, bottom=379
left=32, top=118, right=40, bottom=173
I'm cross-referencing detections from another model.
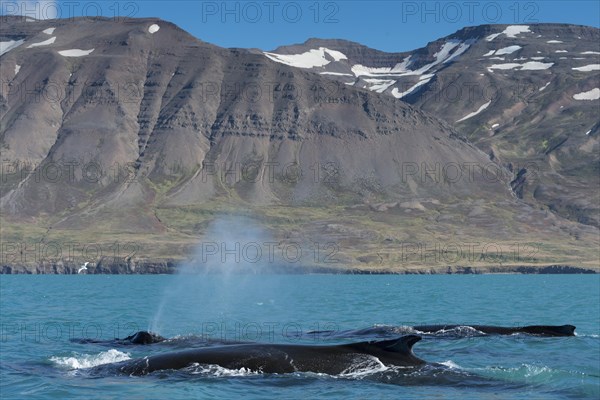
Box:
left=1, top=261, right=597, bottom=275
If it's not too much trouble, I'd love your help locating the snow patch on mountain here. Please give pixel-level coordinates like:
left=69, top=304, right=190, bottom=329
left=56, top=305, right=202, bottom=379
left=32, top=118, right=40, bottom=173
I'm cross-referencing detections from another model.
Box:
left=320, top=71, right=353, bottom=76
left=581, top=51, right=600, bottom=55
left=43, top=27, right=55, bottom=35
left=58, top=48, right=95, bottom=57
left=351, top=58, right=411, bottom=77
left=486, top=26, right=531, bottom=41
left=572, top=64, right=600, bottom=72
left=148, top=24, right=160, bottom=34
left=547, top=40, right=563, bottom=44
left=539, top=81, right=551, bottom=91
left=264, top=47, right=347, bottom=69
left=573, top=88, right=600, bottom=100
left=363, top=79, right=396, bottom=93
left=391, top=77, right=433, bottom=99
left=488, top=61, right=553, bottom=71
left=0, top=39, right=24, bottom=56
left=14, top=64, right=21, bottom=75
left=27, top=37, right=56, bottom=48
left=456, top=101, right=491, bottom=122
left=493, top=45, right=522, bottom=56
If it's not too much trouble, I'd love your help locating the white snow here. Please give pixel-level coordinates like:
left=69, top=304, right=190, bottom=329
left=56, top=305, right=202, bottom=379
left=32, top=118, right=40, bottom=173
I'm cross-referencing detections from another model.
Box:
left=491, top=123, right=500, bottom=128
left=490, top=57, right=506, bottom=60
left=488, top=63, right=521, bottom=70
left=364, top=78, right=396, bottom=93
left=488, top=61, right=553, bottom=71
left=539, top=81, right=551, bottom=91
left=520, top=61, right=554, bottom=70
left=27, top=37, right=56, bottom=48
left=14, top=64, right=21, bottom=75
left=456, top=101, right=491, bottom=122
left=530, top=57, right=545, bottom=60
left=572, top=64, right=600, bottom=72
left=495, top=45, right=522, bottom=56
left=486, top=25, right=531, bottom=41
left=391, top=77, right=433, bottom=99
left=351, top=59, right=411, bottom=77
left=581, top=51, right=600, bottom=55
left=546, top=40, right=563, bottom=44
left=0, top=39, right=25, bottom=56
left=319, top=71, right=353, bottom=76
left=573, top=88, right=600, bottom=100
left=554, top=50, right=568, bottom=53
left=514, top=57, right=527, bottom=61
left=148, top=24, right=160, bottom=34
left=585, top=130, right=591, bottom=135
left=58, top=48, right=95, bottom=57
left=483, top=50, right=495, bottom=56
left=443, top=40, right=475, bottom=63
left=43, top=27, right=55, bottom=35
left=264, top=47, right=347, bottom=69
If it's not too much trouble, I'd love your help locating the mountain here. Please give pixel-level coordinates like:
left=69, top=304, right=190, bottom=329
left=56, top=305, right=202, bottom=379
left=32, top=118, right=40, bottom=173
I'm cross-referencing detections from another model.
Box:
left=1, top=17, right=598, bottom=273
left=265, top=24, right=600, bottom=228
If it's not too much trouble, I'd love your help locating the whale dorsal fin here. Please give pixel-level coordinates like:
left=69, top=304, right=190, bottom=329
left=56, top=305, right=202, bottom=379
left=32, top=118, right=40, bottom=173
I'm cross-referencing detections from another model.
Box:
left=346, top=335, right=422, bottom=354
left=377, top=335, right=422, bottom=353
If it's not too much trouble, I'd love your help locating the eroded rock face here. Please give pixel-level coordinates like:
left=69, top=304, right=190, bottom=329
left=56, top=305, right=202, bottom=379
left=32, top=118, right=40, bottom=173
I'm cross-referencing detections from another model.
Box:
left=267, top=24, right=600, bottom=227
left=1, top=16, right=511, bottom=223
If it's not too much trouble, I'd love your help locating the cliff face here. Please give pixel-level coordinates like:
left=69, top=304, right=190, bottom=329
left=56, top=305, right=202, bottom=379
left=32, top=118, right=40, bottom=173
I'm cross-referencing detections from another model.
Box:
left=267, top=24, right=600, bottom=227
left=1, top=18, right=598, bottom=273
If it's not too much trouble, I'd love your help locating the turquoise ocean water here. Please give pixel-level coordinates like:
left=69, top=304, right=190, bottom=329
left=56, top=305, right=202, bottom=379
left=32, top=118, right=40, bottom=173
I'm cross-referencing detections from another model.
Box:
left=1, top=275, right=599, bottom=399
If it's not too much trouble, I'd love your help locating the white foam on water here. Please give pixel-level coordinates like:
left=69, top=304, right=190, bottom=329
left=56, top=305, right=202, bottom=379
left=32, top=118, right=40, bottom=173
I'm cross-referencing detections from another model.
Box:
left=339, top=355, right=388, bottom=378
left=187, top=363, right=261, bottom=376
left=440, top=360, right=462, bottom=369
left=50, top=349, right=131, bottom=370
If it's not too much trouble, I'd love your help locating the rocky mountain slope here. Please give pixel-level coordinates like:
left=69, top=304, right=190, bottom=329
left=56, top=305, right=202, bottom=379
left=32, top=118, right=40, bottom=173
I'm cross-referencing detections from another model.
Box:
left=1, top=17, right=598, bottom=272
left=266, top=24, right=600, bottom=227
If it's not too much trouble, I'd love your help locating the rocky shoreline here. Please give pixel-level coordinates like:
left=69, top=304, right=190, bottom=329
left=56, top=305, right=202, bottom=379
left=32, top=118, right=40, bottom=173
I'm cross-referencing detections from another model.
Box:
left=1, top=260, right=597, bottom=275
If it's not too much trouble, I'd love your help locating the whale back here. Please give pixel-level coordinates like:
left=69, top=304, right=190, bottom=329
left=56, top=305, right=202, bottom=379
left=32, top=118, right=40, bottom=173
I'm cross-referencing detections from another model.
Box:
left=342, top=335, right=425, bottom=365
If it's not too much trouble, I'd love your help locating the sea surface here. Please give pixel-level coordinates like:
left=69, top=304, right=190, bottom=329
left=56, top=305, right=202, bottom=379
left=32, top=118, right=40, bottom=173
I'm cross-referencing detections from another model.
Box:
left=1, top=274, right=599, bottom=399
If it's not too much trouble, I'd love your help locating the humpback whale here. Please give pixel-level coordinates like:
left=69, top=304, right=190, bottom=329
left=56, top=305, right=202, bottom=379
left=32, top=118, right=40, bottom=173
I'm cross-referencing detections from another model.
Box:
left=411, top=324, right=576, bottom=336
left=72, top=331, right=166, bottom=345
left=91, top=335, right=426, bottom=376
left=306, top=324, right=576, bottom=338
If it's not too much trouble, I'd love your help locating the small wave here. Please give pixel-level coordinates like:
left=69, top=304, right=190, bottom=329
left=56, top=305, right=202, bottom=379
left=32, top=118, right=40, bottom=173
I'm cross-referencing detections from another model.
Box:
left=50, top=349, right=131, bottom=370
left=439, top=360, right=462, bottom=369
left=339, top=355, right=388, bottom=378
